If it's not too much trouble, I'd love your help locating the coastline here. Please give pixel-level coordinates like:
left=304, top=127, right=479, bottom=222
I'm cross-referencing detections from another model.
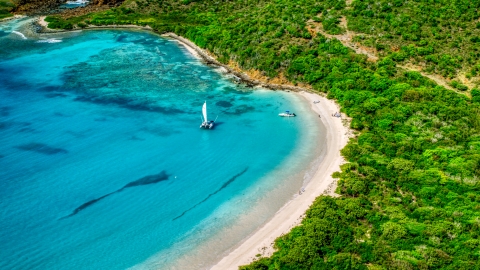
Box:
left=37, top=15, right=48, bottom=27
left=37, top=15, right=153, bottom=33
left=33, top=17, right=353, bottom=269
left=161, top=32, right=311, bottom=92
left=0, top=14, right=26, bottom=22
left=34, top=16, right=314, bottom=92
left=210, top=91, right=350, bottom=269
left=160, top=30, right=353, bottom=269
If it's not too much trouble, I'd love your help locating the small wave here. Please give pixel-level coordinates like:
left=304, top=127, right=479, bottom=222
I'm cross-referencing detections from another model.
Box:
left=65, top=0, right=89, bottom=4
left=12, top=31, right=27, bottom=40
left=37, top=38, right=63, bottom=43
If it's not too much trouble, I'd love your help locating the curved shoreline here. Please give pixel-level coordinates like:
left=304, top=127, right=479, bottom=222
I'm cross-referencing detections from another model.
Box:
left=158, top=32, right=352, bottom=270
left=0, top=15, right=26, bottom=22
left=33, top=17, right=352, bottom=269
left=210, top=92, right=350, bottom=269
left=162, top=32, right=312, bottom=92
left=36, top=15, right=153, bottom=33
left=146, top=30, right=352, bottom=270
left=34, top=16, right=317, bottom=92
left=152, top=31, right=352, bottom=269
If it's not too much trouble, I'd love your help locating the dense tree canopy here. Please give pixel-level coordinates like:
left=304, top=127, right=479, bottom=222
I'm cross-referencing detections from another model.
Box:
left=0, top=0, right=15, bottom=19
left=346, top=0, right=480, bottom=88
left=46, top=0, right=480, bottom=90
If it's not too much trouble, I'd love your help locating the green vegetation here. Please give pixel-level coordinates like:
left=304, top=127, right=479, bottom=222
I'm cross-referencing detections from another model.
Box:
left=345, top=0, right=480, bottom=85
left=48, top=0, right=480, bottom=268
left=44, top=14, right=94, bottom=29
left=450, top=80, right=469, bottom=91
left=0, top=0, right=15, bottom=19
left=44, top=16, right=75, bottom=29
left=46, top=0, right=480, bottom=89
left=241, top=60, right=480, bottom=269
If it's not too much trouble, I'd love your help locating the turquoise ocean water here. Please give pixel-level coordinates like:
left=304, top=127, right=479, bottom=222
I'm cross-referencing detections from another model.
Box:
left=0, top=18, right=325, bottom=269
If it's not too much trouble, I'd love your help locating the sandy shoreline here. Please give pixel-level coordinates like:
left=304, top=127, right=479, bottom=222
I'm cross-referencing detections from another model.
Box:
left=32, top=19, right=323, bottom=91
left=158, top=34, right=352, bottom=269
left=32, top=18, right=352, bottom=269
left=36, top=16, right=153, bottom=33
left=1, top=14, right=26, bottom=22
left=165, top=29, right=354, bottom=267
left=33, top=18, right=311, bottom=91
left=210, top=92, right=350, bottom=269
left=38, top=15, right=48, bottom=27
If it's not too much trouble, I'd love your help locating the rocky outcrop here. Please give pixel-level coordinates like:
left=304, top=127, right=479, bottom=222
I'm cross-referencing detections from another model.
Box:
left=13, top=0, right=64, bottom=15
left=90, top=0, right=124, bottom=6
left=56, top=5, right=111, bottom=19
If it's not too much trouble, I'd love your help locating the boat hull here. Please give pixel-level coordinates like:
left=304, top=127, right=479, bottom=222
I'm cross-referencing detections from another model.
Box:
left=200, top=121, right=215, bottom=129
left=279, top=113, right=296, bottom=117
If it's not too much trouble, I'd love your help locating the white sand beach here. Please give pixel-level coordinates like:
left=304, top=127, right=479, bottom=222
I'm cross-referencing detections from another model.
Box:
left=162, top=33, right=203, bottom=60
left=159, top=33, right=352, bottom=269
left=31, top=22, right=351, bottom=268
left=211, top=91, right=350, bottom=269
left=38, top=16, right=48, bottom=27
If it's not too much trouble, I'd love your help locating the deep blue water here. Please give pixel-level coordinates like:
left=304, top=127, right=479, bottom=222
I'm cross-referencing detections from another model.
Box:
left=0, top=18, right=324, bottom=269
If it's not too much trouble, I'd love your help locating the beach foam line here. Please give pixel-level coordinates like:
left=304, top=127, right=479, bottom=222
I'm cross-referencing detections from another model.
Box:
left=65, top=0, right=89, bottom=4
left=37, top=38, right=62, bottom=43
left=157, top=32, right=353, bottom=269
left=163, top=37, right=203, bottom=61
left=12, top=31, right=27, bottom=39
left=150, top=33, right=352, bottom=269
left=210, top=91, right=351, bottom=269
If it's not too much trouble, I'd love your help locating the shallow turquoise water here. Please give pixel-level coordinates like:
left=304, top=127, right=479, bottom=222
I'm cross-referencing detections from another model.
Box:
left=0, top=18, right=324, bottom=269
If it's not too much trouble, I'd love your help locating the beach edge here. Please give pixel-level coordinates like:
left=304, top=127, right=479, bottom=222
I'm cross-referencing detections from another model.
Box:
left=34, top=18, right=353, bottom=269
left=34, top=17, right=319, bottom=92
left=157, top=34, right=353, bottom=269
left=209, top=91, right=351, bottom=269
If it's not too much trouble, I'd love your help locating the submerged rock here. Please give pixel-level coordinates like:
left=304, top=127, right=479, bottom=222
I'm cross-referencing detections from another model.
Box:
left=215, top=100, right=233, bottom=107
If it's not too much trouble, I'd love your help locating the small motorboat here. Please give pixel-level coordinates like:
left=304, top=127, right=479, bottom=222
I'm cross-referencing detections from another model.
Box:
left=279, top=110, right=296, bottom=117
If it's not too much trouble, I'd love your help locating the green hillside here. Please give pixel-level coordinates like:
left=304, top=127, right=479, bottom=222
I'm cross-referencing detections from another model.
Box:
left=0, top=0, right=15, bottom=19
left=345, top=0, right=480, bottom=92
left=46, top=0, right=480, bottom=91
left=41, top=0, right=480, bottom=269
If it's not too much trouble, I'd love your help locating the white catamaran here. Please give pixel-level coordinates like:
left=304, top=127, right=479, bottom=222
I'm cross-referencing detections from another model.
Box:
left=200, top=101, right=217, bottom=129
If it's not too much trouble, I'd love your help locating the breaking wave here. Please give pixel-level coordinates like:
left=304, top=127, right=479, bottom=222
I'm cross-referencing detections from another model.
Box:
left=11, top=31, right=27, bottom=39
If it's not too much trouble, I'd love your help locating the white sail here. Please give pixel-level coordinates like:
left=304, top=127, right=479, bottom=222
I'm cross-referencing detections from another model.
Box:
left=202, top=101, right=208, bottom=122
